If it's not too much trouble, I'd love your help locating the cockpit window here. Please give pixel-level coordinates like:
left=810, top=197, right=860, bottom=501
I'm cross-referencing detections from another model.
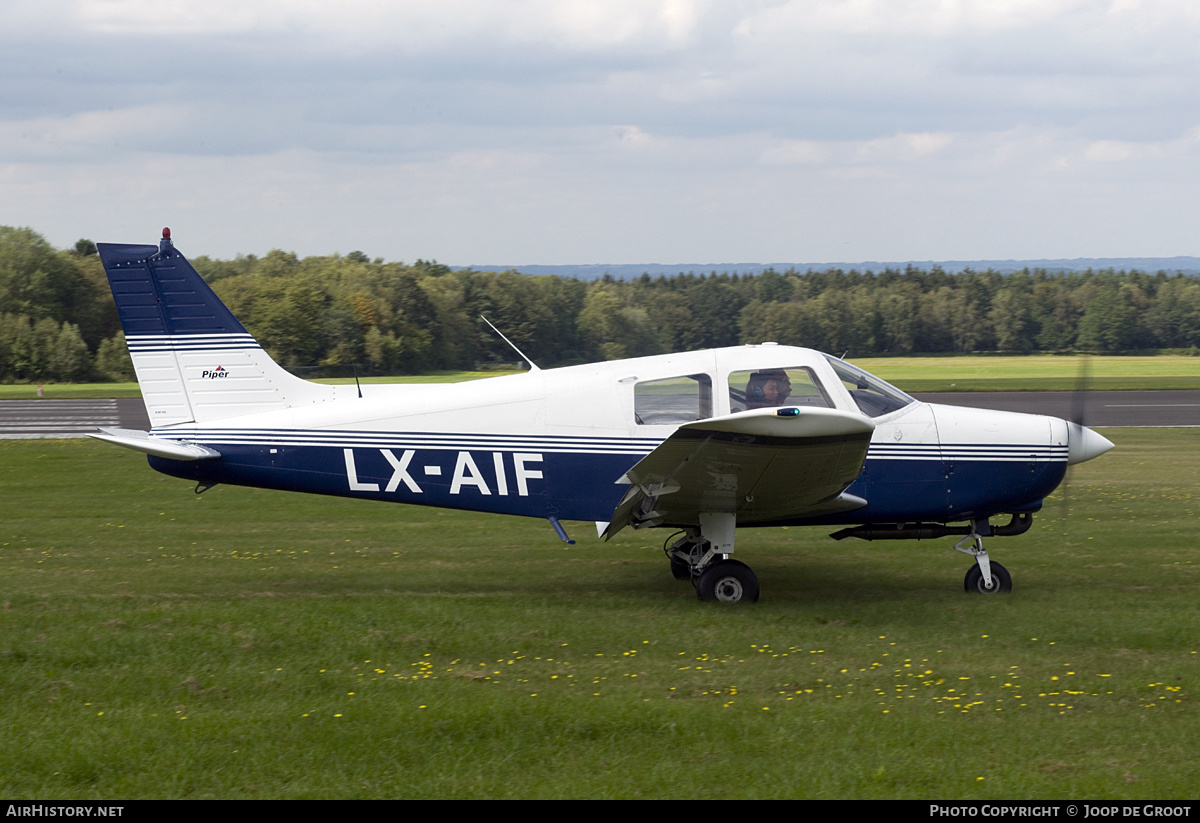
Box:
left=634, top=374, right=713, bottom=425
left=728, top=367, right=831, bottom=413
left=824, top=355, right=915, bottom=418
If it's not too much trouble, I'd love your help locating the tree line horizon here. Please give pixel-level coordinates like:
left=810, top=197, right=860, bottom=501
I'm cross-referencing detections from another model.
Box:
left=2, top=225, right=1198, bottom=384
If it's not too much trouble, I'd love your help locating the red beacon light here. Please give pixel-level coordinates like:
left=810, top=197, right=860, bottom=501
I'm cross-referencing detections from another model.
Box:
left=162, top=227, right=171, bottom=239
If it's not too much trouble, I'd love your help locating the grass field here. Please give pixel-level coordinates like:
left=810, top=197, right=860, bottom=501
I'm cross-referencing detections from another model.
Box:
left=3, top=354, right=1198, bottom=399
left=1, top=430, right=1197, bottom=799
left=850, top=354, right=1200, bottom=392
left=0, top=372, right=519, bottom=400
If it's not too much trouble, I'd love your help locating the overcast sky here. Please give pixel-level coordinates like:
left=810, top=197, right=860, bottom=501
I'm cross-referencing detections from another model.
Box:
left=3, top=1, right=1199, bottom=266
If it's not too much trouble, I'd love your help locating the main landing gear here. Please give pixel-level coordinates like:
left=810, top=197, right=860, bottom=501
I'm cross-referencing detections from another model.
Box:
left=665, top=516, right=760, bottom=604
left=698, top=560, right=759, bottom=603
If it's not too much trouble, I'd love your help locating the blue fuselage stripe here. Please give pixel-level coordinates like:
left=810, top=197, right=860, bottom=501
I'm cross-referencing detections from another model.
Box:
left=147, top=434, right=1068, bottom=525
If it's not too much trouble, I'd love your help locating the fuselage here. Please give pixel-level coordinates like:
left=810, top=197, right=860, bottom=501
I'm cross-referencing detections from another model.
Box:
left=94, top=234, right=1117, bottom=601
left=146, top=344, right=1073, bottom=527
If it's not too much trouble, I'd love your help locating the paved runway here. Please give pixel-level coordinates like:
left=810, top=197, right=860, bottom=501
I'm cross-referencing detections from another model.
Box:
left=0, top=390, right=1196, bottom=438
left=0, top=398, right=150, bottom=438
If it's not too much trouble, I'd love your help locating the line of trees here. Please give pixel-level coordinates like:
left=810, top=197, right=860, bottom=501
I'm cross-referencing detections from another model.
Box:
left=2, top=225, right=1199, bottom=383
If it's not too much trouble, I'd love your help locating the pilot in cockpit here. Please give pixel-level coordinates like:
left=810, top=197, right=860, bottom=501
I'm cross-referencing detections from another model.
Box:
left=744, top=370, right=792, bottom=409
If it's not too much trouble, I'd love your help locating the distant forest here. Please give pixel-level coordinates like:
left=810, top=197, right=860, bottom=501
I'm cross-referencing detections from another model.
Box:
left=2, top=225, right=1199, bottom=383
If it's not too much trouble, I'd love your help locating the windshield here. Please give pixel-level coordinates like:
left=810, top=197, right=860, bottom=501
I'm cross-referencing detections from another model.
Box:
left=823, top=355, right=916, bottom=418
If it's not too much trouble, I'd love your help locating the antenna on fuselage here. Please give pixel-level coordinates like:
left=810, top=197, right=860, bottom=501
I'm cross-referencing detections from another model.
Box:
left=480, top=315, right=541, bottom=372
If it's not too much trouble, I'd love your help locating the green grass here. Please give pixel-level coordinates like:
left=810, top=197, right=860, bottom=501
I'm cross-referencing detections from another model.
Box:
left=0, top=372, right=521, bottom=400
left=0, top=382, right=144, bottom=399
left=4, top=354, right=1199, bottom=399
left=1, top=430, right=1197, bottom=798
left=850, top=354, right=1200, bottom=392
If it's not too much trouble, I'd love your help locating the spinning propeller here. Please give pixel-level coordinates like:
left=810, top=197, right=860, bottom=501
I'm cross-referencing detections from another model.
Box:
left=1061, top=356, right=1114, bottom=531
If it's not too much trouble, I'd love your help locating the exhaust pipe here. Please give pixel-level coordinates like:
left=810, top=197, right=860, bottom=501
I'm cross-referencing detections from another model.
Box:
left=831, top=512, right=1033, bottom=542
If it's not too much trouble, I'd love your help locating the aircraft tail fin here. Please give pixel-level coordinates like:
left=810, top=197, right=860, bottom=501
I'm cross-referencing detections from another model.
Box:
left=97, top=229, right=335, bottom=428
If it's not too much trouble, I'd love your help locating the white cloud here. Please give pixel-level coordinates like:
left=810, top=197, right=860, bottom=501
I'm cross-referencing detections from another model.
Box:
left=1083, top=139, right=1139, bottom=163
left=0, top=105, right=193, bottom=160
left=760, top=131, right=953, bottom=168
left=69, top=0, right=711, bottom=52
left=3, top=1, right=1200, bottom=262
left=855, top=131, right=954, bottom=161
left=76, top=0, right=264, bottom=35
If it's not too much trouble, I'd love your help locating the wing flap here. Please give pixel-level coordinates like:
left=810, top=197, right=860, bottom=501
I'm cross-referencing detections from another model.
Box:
left=603, top=406, right=873, bottom=539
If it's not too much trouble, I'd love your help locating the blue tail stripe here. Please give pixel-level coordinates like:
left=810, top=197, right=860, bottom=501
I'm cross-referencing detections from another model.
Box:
left=106, top=262, right=170, bottom=336
left=97, top=242, right=250, bottom=338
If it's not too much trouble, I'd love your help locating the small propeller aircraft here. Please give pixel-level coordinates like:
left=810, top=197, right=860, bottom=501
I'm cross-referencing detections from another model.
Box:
left=92, top=229, right=1114, bottom=603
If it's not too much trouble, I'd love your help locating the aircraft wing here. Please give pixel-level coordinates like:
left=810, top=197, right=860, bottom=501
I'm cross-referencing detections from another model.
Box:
left=602, top=406, right=873, bottom=540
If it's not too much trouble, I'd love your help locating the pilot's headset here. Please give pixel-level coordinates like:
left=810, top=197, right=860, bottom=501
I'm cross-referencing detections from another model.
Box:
left=746, top=371, right=790, bottom=403
left=747, top=373, right=769, bottom=402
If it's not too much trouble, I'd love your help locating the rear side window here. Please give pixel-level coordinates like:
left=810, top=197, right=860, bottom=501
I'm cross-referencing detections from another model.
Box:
left=634, top=374, right=713, bottom=425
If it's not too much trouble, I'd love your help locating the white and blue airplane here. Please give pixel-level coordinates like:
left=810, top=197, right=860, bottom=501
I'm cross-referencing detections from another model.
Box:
left=92, top=229, right=1114, bottom=603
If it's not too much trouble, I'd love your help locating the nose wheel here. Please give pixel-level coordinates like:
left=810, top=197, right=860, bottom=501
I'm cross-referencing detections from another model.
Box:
left=964, top=561, right=1012, bottom=593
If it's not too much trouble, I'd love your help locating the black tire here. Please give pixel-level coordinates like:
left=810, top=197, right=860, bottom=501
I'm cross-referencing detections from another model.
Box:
left=696, top=560, right=760, bottom=603
left=670, top=555, right=692, bottom=581
left=964, top=561, right=1012, bottom=594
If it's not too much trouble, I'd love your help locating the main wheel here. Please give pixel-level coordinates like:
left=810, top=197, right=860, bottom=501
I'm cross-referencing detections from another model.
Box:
left=964, top=561, right=1012, bottom=594
left=669, top=555, right=692, bottom=581
left=696, top=560, right=760, bottom=603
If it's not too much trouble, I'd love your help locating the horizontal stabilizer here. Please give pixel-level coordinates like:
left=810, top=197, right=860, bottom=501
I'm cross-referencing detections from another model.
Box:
left=89, top=427, right=222, bottom=461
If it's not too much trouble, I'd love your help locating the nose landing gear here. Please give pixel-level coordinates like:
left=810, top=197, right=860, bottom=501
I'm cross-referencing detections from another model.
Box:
left=964, top=561, right=1012, bottom=593
left=954, top=520, right=1013, bottom=594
